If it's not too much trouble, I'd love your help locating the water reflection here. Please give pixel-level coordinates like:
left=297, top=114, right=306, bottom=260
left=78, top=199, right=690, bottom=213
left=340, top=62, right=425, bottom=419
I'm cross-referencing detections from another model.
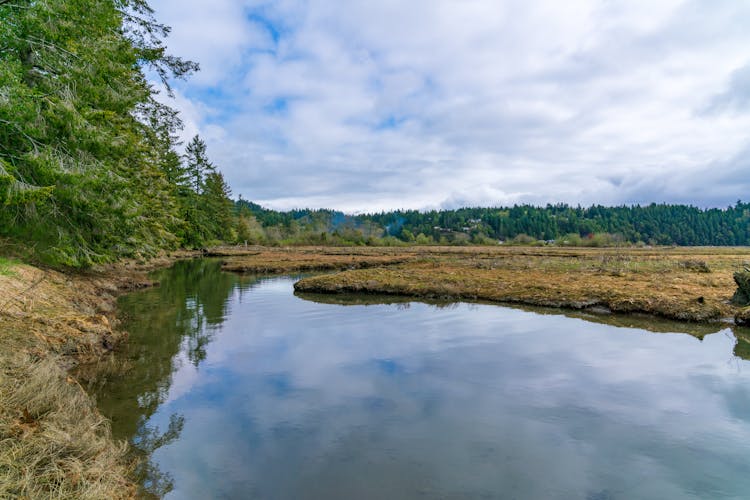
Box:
left=297, top=291, right=726, bottom=338
left=734, top=328, right=750, bottom=360
left=85, top=260, right=750, bottom=499
left=83, top=260, right=268, bottom=496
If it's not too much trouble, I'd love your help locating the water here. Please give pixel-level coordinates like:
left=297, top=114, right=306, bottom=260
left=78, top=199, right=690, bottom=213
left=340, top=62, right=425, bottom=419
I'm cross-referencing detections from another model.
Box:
left=87, top=259, right=750, bottom=499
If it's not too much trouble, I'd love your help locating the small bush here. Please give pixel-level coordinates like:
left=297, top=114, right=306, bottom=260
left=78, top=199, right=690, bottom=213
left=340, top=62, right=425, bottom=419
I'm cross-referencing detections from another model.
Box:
left=511, top=233, right=536, bottom=245
left=733, top=270, right=750, bottom=305
left=679, top=260, right=711, bottom=273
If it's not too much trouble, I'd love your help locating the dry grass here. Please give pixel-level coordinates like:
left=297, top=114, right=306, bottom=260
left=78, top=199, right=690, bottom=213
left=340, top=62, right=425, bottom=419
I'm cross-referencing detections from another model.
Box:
left=220, top=247, right=417, bottom=273
left=281, top=246, right=750, bottom=323
left=0, top=256, right=182, bottom=499
left=0, top=355, right=134, bottom=499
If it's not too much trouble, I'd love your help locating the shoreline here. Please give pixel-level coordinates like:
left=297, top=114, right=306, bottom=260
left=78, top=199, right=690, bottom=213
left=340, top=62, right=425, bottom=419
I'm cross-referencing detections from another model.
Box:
left=0, top=251, right=198, bottom=499
left=2, top=244, right=749, bottom=497
left=213, top=245, right=750, bottom=324
left=294, top=281, right=736, bottom=324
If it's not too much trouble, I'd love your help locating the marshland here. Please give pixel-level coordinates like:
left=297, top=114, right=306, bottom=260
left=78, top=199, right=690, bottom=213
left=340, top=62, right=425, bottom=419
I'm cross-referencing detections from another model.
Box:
left=4, top=0, right=750, bottom=498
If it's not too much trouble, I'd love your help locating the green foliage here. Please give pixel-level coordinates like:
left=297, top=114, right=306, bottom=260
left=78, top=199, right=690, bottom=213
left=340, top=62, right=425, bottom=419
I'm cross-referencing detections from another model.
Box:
left=0, top=0, right=200, bottom=266
left=415, top=233, right=434, bottom=245
left=733, top=270, right=750, bottom=306
left=0, top=0, right=241, bottom=267
left=177, top=135, right=234, bottom=247
left=364, top=202, right=750, bottom=246
left=0, top=256, right=17, bottom=276
left=234, top=200, right=750, bottom=248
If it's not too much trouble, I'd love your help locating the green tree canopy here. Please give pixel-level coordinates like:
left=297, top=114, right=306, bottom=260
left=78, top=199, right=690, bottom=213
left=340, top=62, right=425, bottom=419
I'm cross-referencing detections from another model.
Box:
left=0, top=0, right=199, bottom=266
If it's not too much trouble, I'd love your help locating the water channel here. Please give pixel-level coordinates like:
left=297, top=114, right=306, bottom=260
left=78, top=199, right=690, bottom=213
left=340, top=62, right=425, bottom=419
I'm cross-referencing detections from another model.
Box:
left=84, top=259, right=750, bottom=499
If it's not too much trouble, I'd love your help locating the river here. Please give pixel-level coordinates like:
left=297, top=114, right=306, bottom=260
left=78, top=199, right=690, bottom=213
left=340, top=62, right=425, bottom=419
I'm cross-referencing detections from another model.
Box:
left=85, top=259, right=750, bottom=499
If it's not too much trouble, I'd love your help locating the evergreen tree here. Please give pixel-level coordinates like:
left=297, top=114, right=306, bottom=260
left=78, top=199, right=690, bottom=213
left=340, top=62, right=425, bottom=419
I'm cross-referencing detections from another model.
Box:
left=185, top=135, right=214, bottom=195
left=203, top=171, right=234, bottom=241
left=0, top=0, right=197, bottom=266
left=180, top=135, right=234, bottom=246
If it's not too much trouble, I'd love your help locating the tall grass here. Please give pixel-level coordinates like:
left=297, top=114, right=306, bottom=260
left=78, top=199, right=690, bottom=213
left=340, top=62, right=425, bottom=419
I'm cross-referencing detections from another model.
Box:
left=0, top=354, right=134, bottom=499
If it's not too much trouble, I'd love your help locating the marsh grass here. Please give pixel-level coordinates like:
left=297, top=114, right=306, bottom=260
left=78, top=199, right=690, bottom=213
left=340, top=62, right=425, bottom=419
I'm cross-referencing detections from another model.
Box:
left=0, top=355, right=133, bottom=499
left=290, top=246, right=750, bottom=323
left=0, top=260, right=143, bottom=498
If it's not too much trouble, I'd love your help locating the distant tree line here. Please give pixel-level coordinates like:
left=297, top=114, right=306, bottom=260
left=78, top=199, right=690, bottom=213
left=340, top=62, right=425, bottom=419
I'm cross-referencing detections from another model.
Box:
left=236, top=201, right=750, bottom=247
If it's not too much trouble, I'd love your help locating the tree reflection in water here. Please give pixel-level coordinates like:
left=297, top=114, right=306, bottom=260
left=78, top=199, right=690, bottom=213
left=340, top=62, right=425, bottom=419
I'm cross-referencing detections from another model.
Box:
left=80, top=259, right=750, bottom=498
left=81, top=259, right=261, bottom=497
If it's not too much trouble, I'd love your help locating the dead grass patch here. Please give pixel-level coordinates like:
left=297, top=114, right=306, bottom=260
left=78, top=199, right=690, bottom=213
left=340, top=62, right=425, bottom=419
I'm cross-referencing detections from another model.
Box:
left=0, top=254, right=186, bottom=498
left=221, top=249, right=416, bottom=274
left=0, top=355, right=134, bottom=499
left=290, top=246, right=750, bottom=323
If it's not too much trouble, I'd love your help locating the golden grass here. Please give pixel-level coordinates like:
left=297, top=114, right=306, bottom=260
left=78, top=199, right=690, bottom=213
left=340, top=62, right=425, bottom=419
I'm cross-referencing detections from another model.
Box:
left=220, top=247, right=418, bottom=273
left=0, top=256, right=178, bottom=499
left=277, top=246, right=750, bottom=323
left=0, top=355, right=133, bottom=499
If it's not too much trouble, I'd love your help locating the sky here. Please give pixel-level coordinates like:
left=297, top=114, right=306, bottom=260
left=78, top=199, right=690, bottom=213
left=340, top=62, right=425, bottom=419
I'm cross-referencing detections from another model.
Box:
left=149, top=0, right=750, bottom=213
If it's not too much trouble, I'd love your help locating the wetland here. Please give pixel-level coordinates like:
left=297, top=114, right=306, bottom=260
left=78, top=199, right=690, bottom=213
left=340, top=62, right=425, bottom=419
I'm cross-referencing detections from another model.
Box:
left=86, top=257, right=750, bottom=499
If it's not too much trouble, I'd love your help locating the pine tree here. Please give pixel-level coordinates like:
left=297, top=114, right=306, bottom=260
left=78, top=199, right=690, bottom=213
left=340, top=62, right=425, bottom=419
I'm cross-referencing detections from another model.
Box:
left=203, top=171, right=234, bottom=241
left=185, top=135, right=214, bottom=195
left=0, top=0, right=197, bottom=266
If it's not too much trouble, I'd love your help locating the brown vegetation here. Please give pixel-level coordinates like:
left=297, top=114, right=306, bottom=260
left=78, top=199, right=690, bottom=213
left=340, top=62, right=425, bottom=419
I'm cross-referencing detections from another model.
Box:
left=0, top=252, right=196, bottom=498
left=283, top=246, right=750, bottom=323
left=218, top=246, right=418, bottom=273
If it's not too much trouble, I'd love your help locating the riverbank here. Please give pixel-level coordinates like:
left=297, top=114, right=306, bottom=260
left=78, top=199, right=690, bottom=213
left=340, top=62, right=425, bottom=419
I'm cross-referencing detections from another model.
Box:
left=224, top=246, right=750, bottom=323
left=0, top=252, right=196, bottom=499
left=3, top=245, right=749, bottom=497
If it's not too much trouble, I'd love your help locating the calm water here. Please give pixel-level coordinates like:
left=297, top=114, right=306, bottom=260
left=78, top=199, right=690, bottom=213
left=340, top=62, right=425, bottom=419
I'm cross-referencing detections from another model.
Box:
left=87, top=259, right=750, bottom=499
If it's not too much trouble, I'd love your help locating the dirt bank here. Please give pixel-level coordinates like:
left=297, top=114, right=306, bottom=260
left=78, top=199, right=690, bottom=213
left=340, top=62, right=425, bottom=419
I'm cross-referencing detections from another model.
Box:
left=0, top=252, right=196, bottom=499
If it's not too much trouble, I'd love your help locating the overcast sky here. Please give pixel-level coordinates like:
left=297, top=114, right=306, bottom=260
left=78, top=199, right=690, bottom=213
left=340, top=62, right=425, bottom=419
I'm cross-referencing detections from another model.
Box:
left=150, top=0, right=750, bottom=212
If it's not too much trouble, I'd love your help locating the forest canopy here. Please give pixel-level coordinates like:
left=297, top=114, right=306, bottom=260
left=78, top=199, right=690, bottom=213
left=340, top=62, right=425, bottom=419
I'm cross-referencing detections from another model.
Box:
left=236, top=200, right=750, bottom=247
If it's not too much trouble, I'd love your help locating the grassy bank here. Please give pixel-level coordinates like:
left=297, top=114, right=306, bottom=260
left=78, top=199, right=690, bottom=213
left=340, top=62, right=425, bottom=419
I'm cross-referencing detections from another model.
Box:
left=2, top=245, right=747, bottom=497
left=0, top=254, right=194, bottom=498
left=217, top=246, right=750, bottom=323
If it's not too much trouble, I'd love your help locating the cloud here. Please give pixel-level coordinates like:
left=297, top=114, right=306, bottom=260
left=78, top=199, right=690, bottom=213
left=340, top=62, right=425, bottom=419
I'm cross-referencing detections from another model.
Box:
left=150, top=0, right=750, bottom=211
left=705, top=62, right=750, bottom=115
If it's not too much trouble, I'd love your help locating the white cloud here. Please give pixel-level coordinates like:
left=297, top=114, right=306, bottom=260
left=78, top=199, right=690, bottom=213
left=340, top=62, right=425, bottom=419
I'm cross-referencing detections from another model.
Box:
left=151, top=0, right=750, bottom=211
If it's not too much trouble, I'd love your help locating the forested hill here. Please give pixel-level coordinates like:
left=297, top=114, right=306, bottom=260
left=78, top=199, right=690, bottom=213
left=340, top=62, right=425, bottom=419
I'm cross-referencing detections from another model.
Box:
left=236, top=201, right=750, bottom=246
